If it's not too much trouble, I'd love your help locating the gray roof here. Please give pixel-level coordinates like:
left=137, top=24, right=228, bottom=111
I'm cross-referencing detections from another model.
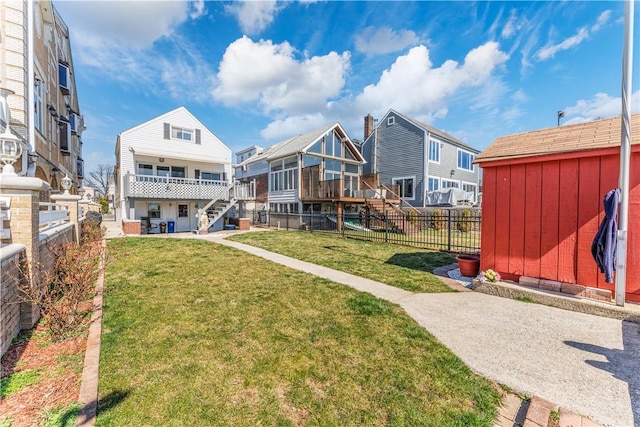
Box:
left=236, top=123, right=364, bottom=168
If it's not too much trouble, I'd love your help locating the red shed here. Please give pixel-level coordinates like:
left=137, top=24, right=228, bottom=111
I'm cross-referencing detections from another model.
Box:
left=475, top=114, right=640, bottom=302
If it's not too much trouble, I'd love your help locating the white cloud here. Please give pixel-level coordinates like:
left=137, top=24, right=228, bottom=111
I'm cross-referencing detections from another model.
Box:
left=354, top=42, right=509, bottom=119
left=501, top=10, right=520, bottom=39
left=354, top=26, right=419, bottom=56
left=55, top=1, right=192, bottom=50
left=213, top=36, right=350, bottom=115
left=225, top=1, right=281, bottom=35
left=591, top=10, right=611, bottom=32
left=260, top=113, right=328, bottom=140
left=512, top=89, right=528, bottom=103
left=563, top=91, right=640, bottom=124
left=535, top=27, right=589, bottom=61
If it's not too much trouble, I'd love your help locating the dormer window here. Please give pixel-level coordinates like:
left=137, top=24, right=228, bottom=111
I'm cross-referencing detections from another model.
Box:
left=58, top=62, right=70, bottom=95
left=172, top=126, right=192, bottom=141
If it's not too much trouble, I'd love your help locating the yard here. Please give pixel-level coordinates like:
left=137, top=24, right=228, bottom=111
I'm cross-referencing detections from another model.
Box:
left=98, top=238, right=501, bottom=426
left=227, top=231, right=457, bottom=292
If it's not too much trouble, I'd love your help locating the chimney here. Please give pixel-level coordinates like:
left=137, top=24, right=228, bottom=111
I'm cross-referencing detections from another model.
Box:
left=364, top=114, right=374, bottom=140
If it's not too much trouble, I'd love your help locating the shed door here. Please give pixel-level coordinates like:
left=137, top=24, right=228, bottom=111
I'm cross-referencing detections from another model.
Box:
left=177, top=204, right=190, bottom=232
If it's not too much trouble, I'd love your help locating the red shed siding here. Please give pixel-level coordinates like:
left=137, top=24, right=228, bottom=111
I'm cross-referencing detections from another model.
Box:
left=480, top=150, right=640, bottom=302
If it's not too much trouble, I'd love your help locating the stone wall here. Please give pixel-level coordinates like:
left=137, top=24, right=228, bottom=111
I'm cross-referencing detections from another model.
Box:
left=0, top=245, right=27, bottom=356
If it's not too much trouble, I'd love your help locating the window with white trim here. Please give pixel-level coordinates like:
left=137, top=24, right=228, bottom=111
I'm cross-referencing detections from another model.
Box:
left=392, top=177, right=415, bottom=199
left=58, top=63, right=70, bottom=94
left=148, top=203, right=161, bottom=219
left=457, top=149, right=474, bottom=172
left=138, top=164, right=153, bottom=175
left=387, top=116, right=395, bottom=126
left=427, top=177, right=440, bottom=192
left=441, top=179, right=459, bottom=189
left=428, top=139, right=440, bottom=163
left=270, top=156, right=298, bottom=192
left=172, top=126, right=193, bottom=141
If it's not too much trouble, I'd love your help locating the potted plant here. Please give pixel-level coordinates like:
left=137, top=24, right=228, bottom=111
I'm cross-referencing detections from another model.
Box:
left=456, top=254, right=480, bottom=277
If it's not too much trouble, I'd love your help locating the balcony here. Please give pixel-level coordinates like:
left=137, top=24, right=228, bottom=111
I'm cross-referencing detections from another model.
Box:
left=124, top=173, right=230, bottom=200
left=301, top=177, right=400, bottom=202
left=123, top=174, right=256, bottom=201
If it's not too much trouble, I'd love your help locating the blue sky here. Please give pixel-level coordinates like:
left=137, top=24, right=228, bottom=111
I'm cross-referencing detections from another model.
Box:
left=54, top=0, right=640, bottom=175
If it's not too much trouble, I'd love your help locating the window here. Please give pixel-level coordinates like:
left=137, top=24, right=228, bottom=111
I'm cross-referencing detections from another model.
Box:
left=138, top=164, right=153, bottom=175
left=172, top=126, right=193, bottom=141
left=77, top=158, right=84, bottom=179
left=171, top=166, right=186, bottom=178
left=69, top=112, right=78, bottom=133
left=148, top=203, right=161, bottom=219
left=34, top=79, right=45, bottom=134
left=441, top=179, right=459, bottom=189
left=427, top=177, right=440, bottom=192
left=178, top=204, right=188, bottom=218
left=201, top=172, right=221, bottom=181
left=59, top=121, right=71, bottom=154
left=457, top=149, right=475, bottom=172
left=387, top=116, right=395, bottom=126
left=429, top=139, right=440, bottom=163
left=58, top=63, right=70, bottom=94
left=270, top=158, right=298, bottom=192
left=392, top=177, right=415, bottom=199
left=157, top=165, right=170, bottom=177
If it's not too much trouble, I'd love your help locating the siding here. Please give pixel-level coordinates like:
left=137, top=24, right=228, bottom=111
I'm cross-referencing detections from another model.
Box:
left=480, top=150, right=640, bottom=302
left=361, top=111, right=480, bottom=206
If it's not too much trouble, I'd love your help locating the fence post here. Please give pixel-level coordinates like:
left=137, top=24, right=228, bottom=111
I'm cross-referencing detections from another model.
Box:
left=385, top=216, right=389, bottom=243
left=447, top=209, right=452, bottom=252
left=51, top=193, right=82, bottom=243
left=0, top=175, right=49, bottom=328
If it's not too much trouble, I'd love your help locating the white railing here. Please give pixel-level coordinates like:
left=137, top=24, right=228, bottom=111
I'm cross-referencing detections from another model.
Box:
left=39, top=202, right=70, bottom=231
left=232, top=180, right=256, bottom=201
left=124, top=173, right=231, bottom=200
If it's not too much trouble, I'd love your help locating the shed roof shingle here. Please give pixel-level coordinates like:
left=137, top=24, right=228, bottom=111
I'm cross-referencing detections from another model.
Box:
left=475, top=114, right=640, bottom=164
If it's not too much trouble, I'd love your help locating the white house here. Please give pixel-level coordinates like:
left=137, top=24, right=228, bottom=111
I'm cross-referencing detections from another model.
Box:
left=114, top=107, right=236, bottom=233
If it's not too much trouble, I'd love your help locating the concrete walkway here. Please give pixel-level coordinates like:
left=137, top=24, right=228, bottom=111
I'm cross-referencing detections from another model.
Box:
left=215, top=238, right=640, bottom=427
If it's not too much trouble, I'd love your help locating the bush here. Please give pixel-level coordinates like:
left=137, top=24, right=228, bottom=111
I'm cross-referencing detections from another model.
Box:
left=17, top=224, right=105, bottom=341
left=429, top=209, right=446, bottom=230
left=98, top=197, right=109, bottom=214
left=457, top=209, right=472, bottom=233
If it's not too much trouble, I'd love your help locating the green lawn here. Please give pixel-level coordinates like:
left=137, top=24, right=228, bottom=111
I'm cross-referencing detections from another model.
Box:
left=228, top=231, right=456, bottom=293
left=98, top=238, right=500, bottom=426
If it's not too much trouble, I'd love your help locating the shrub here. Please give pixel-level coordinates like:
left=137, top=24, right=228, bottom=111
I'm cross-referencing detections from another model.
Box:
left=16, top=224, right=105, bottom=341
left=429, top=209, right=446, bottom=230
left=98, top=197, right=109, bottom=214
left=457, top=209, right=472, bottom=233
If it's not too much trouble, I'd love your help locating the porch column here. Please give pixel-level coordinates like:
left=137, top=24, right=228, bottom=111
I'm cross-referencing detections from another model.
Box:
left=0, top=175, right=49, bottom=328
left=336, top=202, right=343, bottom=232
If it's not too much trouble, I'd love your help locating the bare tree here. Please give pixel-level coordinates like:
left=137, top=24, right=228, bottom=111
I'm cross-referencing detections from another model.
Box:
left=85, top=163, right=114, bottom=198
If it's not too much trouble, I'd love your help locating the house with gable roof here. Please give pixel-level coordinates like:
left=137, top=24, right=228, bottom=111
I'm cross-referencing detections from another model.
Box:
left=235, top=122, right=377, bottom=222
left=114, top=107, right=252, bottom=234
left=360, top=110, right=481, bottom=207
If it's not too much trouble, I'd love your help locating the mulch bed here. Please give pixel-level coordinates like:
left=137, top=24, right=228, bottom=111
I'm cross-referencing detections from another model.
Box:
left=0, top=321, right=89, bottom=426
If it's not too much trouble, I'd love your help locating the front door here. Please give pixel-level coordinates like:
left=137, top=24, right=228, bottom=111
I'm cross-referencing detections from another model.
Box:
left=177, top=204, right=190, bottom=232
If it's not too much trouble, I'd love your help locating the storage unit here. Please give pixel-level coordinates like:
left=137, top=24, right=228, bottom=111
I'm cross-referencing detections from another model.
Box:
left=475, top=114, right=640, bottom=302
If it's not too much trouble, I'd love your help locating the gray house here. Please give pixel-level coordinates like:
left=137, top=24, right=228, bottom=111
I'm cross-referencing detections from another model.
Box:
left=360, top=109, right=481, bottom=207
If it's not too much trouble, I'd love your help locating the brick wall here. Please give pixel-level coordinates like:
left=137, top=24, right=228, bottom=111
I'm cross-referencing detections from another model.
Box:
left=0, top=245, right=28, bottom=356
left=122, top=220, right=141, bottom=235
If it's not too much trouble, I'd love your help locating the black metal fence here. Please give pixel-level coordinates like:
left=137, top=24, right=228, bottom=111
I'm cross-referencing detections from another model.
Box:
left=239, top=208, right=481, bottom=254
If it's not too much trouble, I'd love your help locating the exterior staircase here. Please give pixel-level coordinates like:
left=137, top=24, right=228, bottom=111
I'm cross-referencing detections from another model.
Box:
left=195, top=181, right=255, bottom=232
left=364, top=199, right=421, bottom=235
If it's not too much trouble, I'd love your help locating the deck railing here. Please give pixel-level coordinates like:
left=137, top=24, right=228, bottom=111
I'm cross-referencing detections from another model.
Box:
left=124, top=173, right=230, bottom=200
